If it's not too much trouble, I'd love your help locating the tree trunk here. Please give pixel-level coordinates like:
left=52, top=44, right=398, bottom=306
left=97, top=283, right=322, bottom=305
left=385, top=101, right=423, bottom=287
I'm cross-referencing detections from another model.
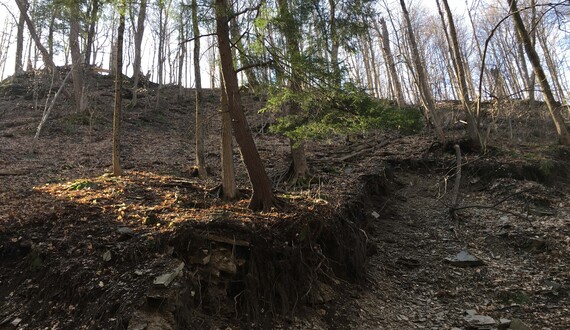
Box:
left=277, top=0, right=310, bottom=184
left=439, top=0, right=479, bottom=144
left=191, top=0, right=207, bottom=177
left=177, top=5, right=186, bottom=101
left=376, top=17, right=405, bottom=106
left=15, top=0, right=56, bottom=72
left=400, top=0, right=445, bottom=142
left=85, top=0, right=99, bottom=66
left=509, top=0, right=570, bottom=145
left=69, top=2, right=85, bottom=113
left=216, top=0, right=276, bottom=211
left=230, top=17, right=259, bottom=90
left=220, top=74, right=237, bottom=200
left=15, top=5, right=25, bottom=75
left=131, top=0, right=147, bottom=107
left=113, top=2, right=126, bottom=176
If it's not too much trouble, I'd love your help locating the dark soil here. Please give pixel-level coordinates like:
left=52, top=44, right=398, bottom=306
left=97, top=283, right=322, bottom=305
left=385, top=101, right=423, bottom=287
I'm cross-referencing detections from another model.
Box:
left=1, top=69, right=569, bottom=329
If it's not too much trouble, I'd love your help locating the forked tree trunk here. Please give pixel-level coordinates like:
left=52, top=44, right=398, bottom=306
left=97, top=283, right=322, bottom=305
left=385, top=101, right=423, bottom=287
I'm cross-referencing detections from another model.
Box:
left=439, top=0, right=479, bottom=145
left=509, top=0, right=570, bottom=145
left=85, top=0, right=99, bottom=66
left=192, top=0, right=207, bottom=177
left=69, top=2, right=85, bottom=113
left=400, top=0, right=445, bottom=142
left=132, top=0, right=147, bottom=107
left=15, top=0, right=56, bottom=72
left=376, top=18, right=405, bottom=106
left=112, top=2, right=126, bottom=176
left=216, top=0, right=276, bottom=211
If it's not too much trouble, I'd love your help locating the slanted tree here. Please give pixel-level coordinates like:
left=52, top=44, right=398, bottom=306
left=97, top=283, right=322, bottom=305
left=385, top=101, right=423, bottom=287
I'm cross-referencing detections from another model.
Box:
left=113, top=0, right=126, bottom=176
left=215, top=0, right=276, bottom=211
left=15, top=0, right=56, bottom=72
left=509, top=0, right=570, bottom=145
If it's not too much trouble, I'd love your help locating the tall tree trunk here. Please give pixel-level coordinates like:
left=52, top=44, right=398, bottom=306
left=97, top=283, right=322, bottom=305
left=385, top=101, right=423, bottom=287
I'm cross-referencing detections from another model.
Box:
left=85, top=0, right=99, bottom=66
left=191, top=0, right=207, bottom=177
left=15, top=4, right=26, bottom=75
left=132, top=0, right=147, bottom=107
left=230, top=17, right=259, bottom=90
left=113, top=1, right=126, bottom=176
left=400, top=0, right=445, bottom=142
left=277, top=0, right=310, bottom=184
left=15, top=0, right=56, bottom=72
left=509, top=0, right=570, bottom=145
left=69, top=2, right=85, bottom=113
left=376, top=18, right=405, bottom=106
left=177, top=4, right=186, bottom=101
left=439, top=0, right=479, bottom=145
left=220, top=74, right=237, bottom=200
left=216, top=0, right=276, bottom=211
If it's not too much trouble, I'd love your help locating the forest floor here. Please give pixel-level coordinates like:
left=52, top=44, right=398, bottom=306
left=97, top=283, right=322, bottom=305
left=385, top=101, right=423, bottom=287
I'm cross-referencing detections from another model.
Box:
left=0, top=69, right=569, bottom=329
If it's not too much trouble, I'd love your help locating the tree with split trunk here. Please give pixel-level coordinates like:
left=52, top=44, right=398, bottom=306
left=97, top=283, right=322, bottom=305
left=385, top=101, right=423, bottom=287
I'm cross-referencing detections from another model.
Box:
left=68, top=0, right=85, bottom=113
left=15, top=0, right=56, bottom=73
left=437, top=0, right=480, bottom=146
left=399, top=0, right=445, bottom=142
left=215, top=0, right=276, bottom=211
left=508, top=0, right=570, bottom=146
left=130, top=0, right=147, bottom=107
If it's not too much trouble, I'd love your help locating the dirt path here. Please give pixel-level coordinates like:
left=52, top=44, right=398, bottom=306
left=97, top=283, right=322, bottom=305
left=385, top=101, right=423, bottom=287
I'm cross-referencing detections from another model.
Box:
left=306, top=164, right=569, bottom=329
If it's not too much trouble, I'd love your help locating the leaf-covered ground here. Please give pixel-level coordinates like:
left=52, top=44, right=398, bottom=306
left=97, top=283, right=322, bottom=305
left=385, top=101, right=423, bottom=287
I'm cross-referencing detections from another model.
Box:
left=1, top=70, right=569, bottom=329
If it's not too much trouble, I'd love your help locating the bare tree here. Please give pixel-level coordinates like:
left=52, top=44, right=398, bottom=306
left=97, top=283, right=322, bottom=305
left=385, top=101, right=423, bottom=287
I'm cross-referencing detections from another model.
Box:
left=400, top=0, right=445, bottom=142
left=509, top=0, right=570, bottom=145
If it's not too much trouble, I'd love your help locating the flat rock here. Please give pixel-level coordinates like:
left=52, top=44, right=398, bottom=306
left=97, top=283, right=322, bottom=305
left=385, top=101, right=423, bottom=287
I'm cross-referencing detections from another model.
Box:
left=464, top=313, right=496, bottom=329
left=445, top=250, right=485, bottom=267
left=509, top=318, right=531, bottom=330
left=153, top=260, right=185, bottom=287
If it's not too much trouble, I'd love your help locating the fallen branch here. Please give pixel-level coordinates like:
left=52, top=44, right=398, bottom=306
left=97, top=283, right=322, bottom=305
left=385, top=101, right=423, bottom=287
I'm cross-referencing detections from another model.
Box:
left=33, top=67, right=74, bottom=141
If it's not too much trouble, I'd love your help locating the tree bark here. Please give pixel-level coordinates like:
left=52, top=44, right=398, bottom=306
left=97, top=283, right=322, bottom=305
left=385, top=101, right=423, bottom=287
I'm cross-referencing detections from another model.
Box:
left=216, top=0, right=276, bottom=211
left=131, top=0, right=147, bottom=107
left=400, top=0, right=445, bottom=142
left=220, top=74, right=237, bottom=200
left=69, top=1, right=85, bottom=113
left=85, top=0, right=99, bottom=66
left=509, top=0, right=570, bottom=145
left=15, top=0, right=56, bottom=72
left=439, top=0, right=479, bottom=145
left=113, top=2, right=126, bottom=176
left=192, top=0, right=207, bottom=177
left=376, top=18, right=405, bottom=106
left=15, top=4, right=25, bottom=75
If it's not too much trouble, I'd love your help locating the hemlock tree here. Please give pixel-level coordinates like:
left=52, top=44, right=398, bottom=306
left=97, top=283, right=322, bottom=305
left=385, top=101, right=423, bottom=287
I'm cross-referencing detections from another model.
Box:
left=215, top=0, right=276, bottom=211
